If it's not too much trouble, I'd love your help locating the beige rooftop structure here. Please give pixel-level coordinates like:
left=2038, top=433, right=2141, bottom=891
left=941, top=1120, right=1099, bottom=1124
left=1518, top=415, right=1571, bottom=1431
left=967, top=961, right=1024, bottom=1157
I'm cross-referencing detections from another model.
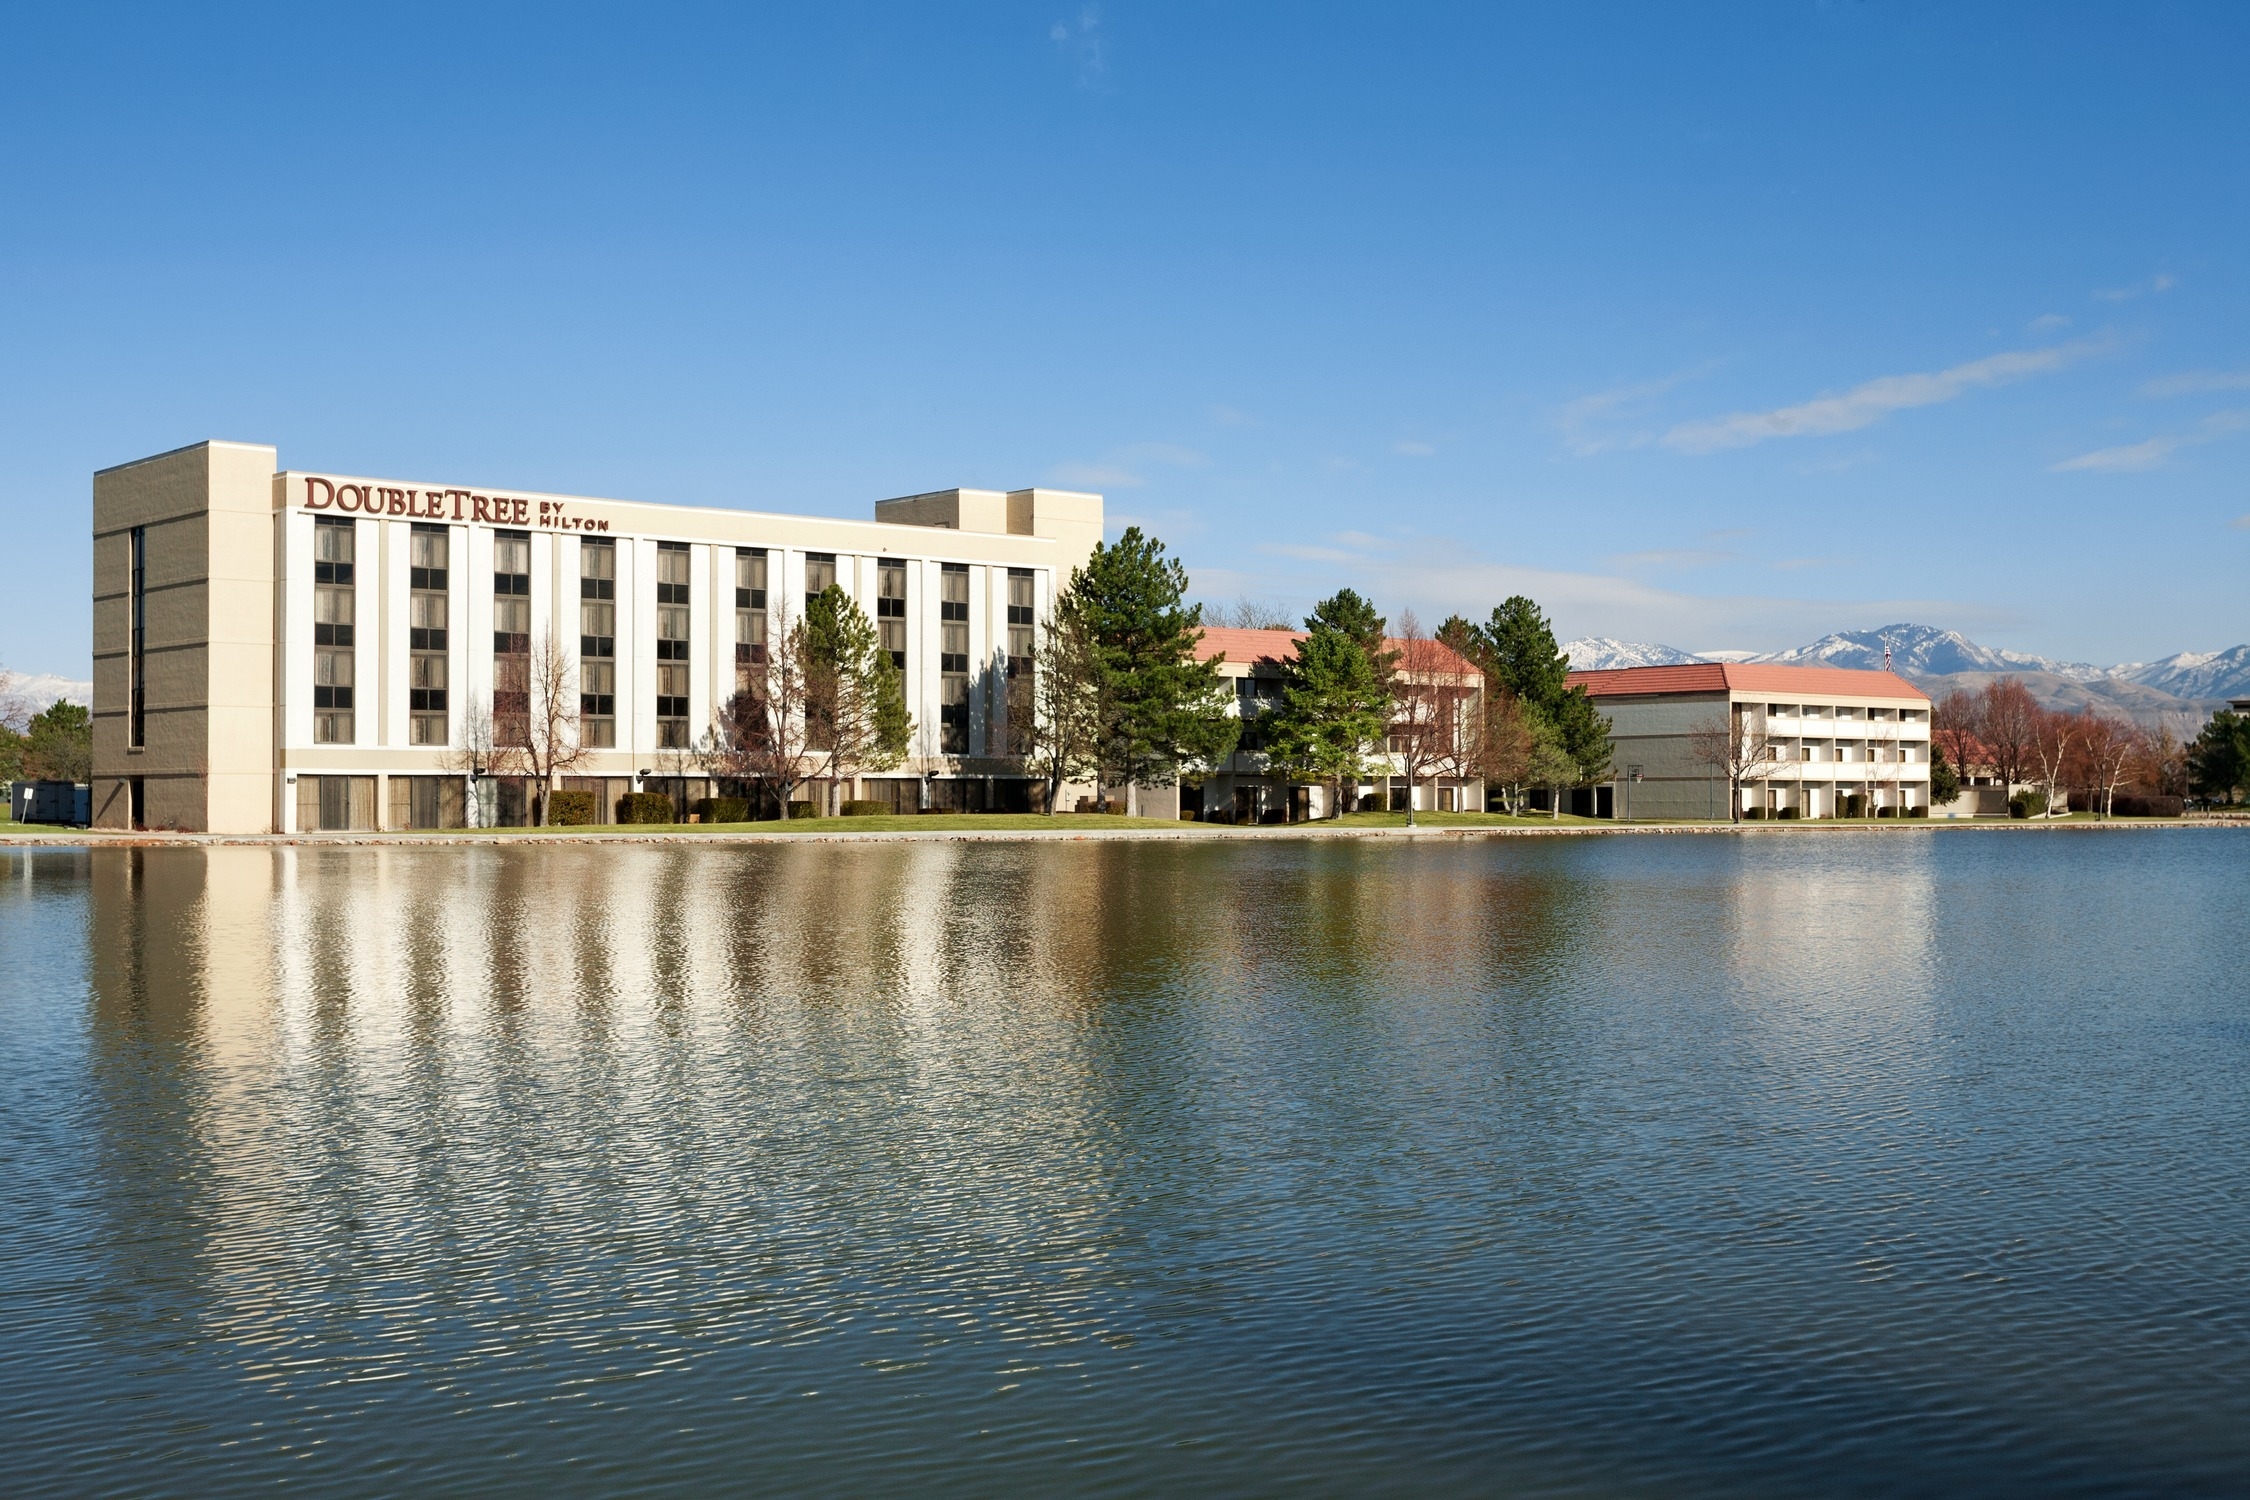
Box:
left=91, top=441, right=1103, bottom=832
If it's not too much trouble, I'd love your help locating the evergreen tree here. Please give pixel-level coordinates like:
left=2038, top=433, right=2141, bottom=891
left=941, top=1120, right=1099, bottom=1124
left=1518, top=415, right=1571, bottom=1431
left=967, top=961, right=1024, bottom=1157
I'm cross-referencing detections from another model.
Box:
left=1070, top=527, right=1238, bottom=811
left=23, top=700, right=91, bottom=783
left=802, top=585, right=911, bottom=813
left=1306, top=588, right=1395, bottom=678
left=2188, top=709, right=2249, bottom=805
left=1264, top=622, right=1389, bottom=817
left=1469, top=597, right=1609, bottom=784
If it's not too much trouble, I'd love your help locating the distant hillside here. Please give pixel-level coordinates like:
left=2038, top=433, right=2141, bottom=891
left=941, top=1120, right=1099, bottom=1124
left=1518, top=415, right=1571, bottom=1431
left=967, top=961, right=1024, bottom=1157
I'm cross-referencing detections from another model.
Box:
left=1748, top=623, right=2109, bottom=681
left=2110, top=644, right=2250, bottom=700
left=4, top=674, right=90, bottom=716
left=1562, top=638, right=1705, bottom=671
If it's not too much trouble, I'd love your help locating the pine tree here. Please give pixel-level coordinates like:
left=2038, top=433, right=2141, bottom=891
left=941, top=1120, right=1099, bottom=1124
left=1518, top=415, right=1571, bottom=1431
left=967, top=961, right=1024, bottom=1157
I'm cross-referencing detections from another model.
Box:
left=1070, top=527, right=1238, bottom=812
left=1471, top=596, right=1608, bottom=786
left=1264, top=622, right=1388, bottom=817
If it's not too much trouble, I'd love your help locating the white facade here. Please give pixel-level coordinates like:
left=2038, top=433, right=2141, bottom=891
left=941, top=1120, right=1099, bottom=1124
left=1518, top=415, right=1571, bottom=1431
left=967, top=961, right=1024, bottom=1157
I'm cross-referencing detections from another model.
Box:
left=91, top=441, right=1101, bottom=832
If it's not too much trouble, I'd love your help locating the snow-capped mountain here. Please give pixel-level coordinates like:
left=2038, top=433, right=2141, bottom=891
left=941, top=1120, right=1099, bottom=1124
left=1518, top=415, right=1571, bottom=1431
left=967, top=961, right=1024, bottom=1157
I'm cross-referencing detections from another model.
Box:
left=1562, top=638, right=1706, bottom=671
left=2110, top=645, right=2250, bottom=700
left=1559, top=623, right=2246, bottom=721
left=3, top=673, right=90, bottom=711
left=1746, top=624, right=2108, bottom=681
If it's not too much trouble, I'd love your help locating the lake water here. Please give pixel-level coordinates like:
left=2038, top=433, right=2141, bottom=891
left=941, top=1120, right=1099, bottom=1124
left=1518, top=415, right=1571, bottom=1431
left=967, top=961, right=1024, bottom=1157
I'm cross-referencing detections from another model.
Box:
left=1, top=832, right=2245, bottom=1496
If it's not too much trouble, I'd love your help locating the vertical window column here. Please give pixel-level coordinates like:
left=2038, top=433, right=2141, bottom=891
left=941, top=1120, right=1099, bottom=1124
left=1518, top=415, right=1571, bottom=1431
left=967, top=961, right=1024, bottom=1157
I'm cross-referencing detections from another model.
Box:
left=656, top=541, right=690, bottom=747
left=580, top=539, right=616, bottom=746
left=939, top=562, right=969, bottom=754
left=128, top=526, right=146, bottom=749
left=408, top=524, right=449, bottom=745
left=313, top=517, right=356, bottom=743
left=493, top=530, right=531, bottom=745
left=1004, top=568, right=1034, bottom=754
left=734, top=548, right=768, bottom=689
left=804, top=551, right=837, bottom=612
left=877, top=559, right=907, bottom=670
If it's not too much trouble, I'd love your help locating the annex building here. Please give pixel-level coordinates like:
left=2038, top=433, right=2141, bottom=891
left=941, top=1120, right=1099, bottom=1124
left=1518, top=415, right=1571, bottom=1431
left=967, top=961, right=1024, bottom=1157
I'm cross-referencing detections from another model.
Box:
left=1568, top=662, right=1934, bottom=820
left=91, top=440, right=1101, bottom=833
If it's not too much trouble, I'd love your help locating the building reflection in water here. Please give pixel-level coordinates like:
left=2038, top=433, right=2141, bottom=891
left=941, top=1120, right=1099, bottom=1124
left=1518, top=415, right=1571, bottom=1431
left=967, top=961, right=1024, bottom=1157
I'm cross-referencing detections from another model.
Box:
left=75, top=841, right=1611, bottom=1392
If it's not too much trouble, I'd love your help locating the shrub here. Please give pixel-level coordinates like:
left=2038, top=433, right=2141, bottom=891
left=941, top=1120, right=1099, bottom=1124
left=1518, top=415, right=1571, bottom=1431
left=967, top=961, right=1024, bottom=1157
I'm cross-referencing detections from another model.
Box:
left=1840, top=794, right=1867, bottom=818
left=2113, top=792, right=2185, bottom=818
left=696, top=796, right=751, bottom=824
left=616, top=792, right=675, bottom=824
left=1907, top=805, right=1928, bottom=818
left=1778, top=806, right=1801, bottom=820
left=921, top=806, right=962, bottom=815
left=841, top=800, right=891, bottom=817
left=547, top=790, right=600, bottom=825
left=784, top=800, right=817, bottom=820
left=1743, top=806, right=1767, bottom=820
left=2009, top=790, right=2047, bottom=819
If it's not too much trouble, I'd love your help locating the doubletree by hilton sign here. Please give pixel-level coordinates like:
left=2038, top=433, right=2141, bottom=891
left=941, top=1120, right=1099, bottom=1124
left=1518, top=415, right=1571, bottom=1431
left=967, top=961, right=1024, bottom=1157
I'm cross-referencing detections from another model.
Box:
left=297, top=475, right=613, bottom=532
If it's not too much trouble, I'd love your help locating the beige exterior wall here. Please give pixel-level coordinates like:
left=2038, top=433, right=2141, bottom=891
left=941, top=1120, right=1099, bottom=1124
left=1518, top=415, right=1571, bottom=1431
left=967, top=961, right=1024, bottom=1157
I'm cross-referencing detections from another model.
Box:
left=91, top=441, right=279, bottom=832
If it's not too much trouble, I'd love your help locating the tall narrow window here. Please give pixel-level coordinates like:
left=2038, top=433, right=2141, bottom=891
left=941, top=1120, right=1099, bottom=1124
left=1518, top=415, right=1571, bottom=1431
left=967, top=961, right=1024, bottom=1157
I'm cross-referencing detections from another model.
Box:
left=656, top=541, right=690, bottom=747
left=409, top=524, right=449, bottom=745
left=493, top=529, right=530, bottom=746
left=939, top=562, right=970, bottom=754
left=313, top=517, right=356, bottom=744
left=580, top=538, right=616, bottom=747
left=1004, top=567, right=1035, bottom=754
left=876, top=558, right=907, bottom=670
left=734, top=548, right=767, bottom=690
left=128, top=526, right=146, bottom=749
left=804, top=551, right=836, bottom=611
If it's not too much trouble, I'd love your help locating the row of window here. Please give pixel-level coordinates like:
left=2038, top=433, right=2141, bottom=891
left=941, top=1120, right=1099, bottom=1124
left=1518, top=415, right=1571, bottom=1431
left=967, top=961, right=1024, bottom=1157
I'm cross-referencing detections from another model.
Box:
left=313, top=518, right=1035, bottom=752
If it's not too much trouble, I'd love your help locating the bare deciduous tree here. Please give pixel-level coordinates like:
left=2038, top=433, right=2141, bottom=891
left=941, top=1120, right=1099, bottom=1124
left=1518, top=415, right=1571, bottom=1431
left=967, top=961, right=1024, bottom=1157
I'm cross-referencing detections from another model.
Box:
left=709, top=596, right=817, bottom=819
left=493, top=631, right=587, bottom=826
left=1686, top=705, right=1777, bottom=823
left=1386, top=611, right=1480, bottom=826
left=1978, top=678, right=2041, bottom=794
left=441, top=691, right=500, bottom=826
left=1213, top=596, right=1295, bottom=630
left=1477, top=686, right=1535, bottom=815
left=2071, top=709, right=2142, bottom=820
left=1025, top=595, right=1101, bottom=815
left=2027, top=702, right=2075, bottom=821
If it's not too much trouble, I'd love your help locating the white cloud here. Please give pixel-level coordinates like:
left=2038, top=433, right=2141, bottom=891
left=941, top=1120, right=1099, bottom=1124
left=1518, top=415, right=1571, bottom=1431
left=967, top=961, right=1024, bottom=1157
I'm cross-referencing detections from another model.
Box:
left=1393, top=440, right=1436, bottom=457
left=1046, top=440, right=1206, bottom=491
left=2051, top=408, right=2250, bottom=474
left=1220, top=533, right=2004, bottom=653
left=1555, top=366, right=1711, bottom=456
left=2027, top=313, right=2072, bottom=332
left=1604, top=548, right=1735, bottom=572
left=2093, top=271, right=2176, bottom=302
left=2141, top=370, right=2250, bottom=398
left=1209, top=405, right=1252, bottom=426
left=1050, top=4, right=1108, bottom=88
left=1663, top=340, right=2101, bottom=454
left=2231, top=514, right=2250, bottom=531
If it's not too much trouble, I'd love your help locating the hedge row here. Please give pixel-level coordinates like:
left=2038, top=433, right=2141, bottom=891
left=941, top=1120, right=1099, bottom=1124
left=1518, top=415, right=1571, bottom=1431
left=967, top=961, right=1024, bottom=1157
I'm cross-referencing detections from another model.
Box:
left=2066, top=790, right=2185, bottom=817
left=548, top=790, right=601, bottom=825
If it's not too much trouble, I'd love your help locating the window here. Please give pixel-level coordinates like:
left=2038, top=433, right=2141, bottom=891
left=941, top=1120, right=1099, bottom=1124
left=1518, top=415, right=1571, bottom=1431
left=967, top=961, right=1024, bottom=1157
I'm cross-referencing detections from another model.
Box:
left=735, top=548, right=768, bottom=685
left=1004, top=568, right=1034, bottom=754
left=409, top=524, right=448, bottom=745
left=580, top=538, right=616, bottom=747
left=656, top=542, right=690, bottom=746
left=939, top=563, right=969, bottom=753
left=876, top=559, right=907, bottom=669
left=313, top=518, right=355, bottom=742
left=128, top=526, right=146, bottom=749
left=493, top=530, right=530, bottom=654
left=805, top=551, right=836, bottom=610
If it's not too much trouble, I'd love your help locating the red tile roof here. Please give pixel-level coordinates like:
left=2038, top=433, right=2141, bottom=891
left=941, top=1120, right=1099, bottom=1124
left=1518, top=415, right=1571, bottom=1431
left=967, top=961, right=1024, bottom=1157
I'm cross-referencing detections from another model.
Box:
left=1195, top=626, right=1480, bottom=677
left=1565, top=662, right=1930, bottom=701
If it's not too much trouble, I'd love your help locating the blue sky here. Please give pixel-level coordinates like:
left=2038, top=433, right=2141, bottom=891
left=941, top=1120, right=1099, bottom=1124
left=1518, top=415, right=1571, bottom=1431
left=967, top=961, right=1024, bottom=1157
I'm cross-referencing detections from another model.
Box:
left=4, top=2, right=2247, bottom=677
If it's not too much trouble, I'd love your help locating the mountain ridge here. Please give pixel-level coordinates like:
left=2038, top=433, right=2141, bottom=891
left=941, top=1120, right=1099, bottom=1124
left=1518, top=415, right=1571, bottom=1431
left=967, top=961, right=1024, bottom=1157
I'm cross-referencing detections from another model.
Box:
left=1563, top=623, right=2248, bottom=722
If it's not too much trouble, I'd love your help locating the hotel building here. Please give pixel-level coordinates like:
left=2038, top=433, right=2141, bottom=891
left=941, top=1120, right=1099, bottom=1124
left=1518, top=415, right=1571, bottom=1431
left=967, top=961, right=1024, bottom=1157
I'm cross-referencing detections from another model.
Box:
left=91, top=441, right=1101, bottom=832
left=1567, top=663, right=1933, bottom=820
left=1188, top=627, right=1487, bottom=821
